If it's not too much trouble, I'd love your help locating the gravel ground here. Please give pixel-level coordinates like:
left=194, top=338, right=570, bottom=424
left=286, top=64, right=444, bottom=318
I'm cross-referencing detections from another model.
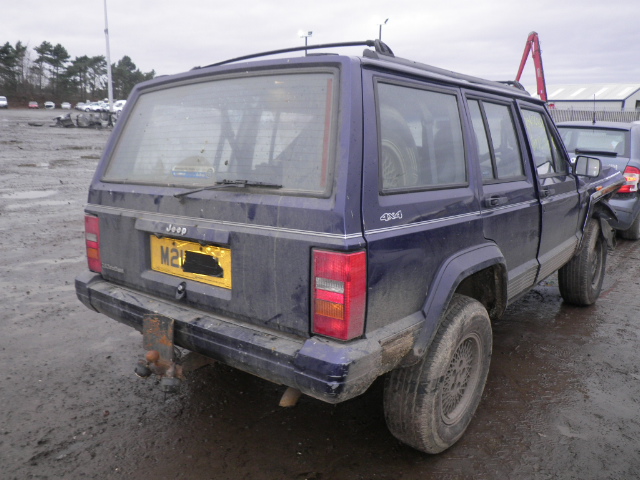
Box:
left=1, top=108, right=640, bottom=479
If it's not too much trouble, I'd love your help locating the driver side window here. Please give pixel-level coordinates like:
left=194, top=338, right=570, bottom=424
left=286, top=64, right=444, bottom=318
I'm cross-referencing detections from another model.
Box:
left=521, top=109, right=567, bottom=176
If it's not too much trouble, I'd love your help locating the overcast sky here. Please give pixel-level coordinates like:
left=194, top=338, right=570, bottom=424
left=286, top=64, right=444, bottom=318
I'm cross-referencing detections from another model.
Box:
left=3, top=0, right=639, bottom=88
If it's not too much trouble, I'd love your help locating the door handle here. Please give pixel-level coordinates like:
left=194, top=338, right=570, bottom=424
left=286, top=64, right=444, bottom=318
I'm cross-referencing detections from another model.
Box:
left=484, top=195, right=508, bottom=207
left=541, top=187, right=556, bottom=197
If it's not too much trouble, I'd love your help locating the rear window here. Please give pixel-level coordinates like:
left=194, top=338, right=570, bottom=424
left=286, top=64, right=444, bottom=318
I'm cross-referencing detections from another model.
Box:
left=558, top=127, right=628, bottom=156
left=103, top=70, right=338, bottom=195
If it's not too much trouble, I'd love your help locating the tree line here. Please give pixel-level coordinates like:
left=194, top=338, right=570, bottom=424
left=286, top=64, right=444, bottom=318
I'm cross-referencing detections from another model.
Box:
left=0, top=40, right=155, bottom=105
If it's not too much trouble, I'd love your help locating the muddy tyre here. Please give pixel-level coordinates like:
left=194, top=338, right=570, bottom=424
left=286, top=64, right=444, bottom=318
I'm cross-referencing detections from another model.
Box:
left=619, top=213, right=640, bottom=240
left=558, top=218, right=606, bottom=306
left=383, top=294, right=492, bottom=454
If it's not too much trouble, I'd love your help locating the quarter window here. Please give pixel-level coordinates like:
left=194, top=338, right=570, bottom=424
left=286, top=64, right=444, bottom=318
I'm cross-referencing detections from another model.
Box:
left=377, top=83, right=466, bottom=192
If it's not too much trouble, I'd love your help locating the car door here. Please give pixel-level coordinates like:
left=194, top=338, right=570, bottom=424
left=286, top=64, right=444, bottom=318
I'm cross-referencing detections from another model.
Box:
left=519, top=105, right=581, bottom=282
left=465, top=94, right=541, bottom=301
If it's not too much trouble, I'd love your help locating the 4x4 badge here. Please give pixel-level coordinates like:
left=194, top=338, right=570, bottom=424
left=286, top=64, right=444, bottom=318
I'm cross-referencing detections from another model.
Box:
left=380, top=210, right=402, bottom=222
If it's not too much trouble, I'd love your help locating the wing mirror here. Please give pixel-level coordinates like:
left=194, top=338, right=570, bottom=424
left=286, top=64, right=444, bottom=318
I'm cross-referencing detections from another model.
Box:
left=573, top=155, right=601, bottom=178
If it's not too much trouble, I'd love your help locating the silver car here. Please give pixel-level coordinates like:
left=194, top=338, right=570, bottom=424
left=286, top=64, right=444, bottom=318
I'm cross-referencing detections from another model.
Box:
left=558, top=121, right=640, bottom=239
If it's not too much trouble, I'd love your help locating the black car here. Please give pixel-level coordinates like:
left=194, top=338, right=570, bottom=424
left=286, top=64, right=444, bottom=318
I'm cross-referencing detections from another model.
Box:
left=75, top=40, right=624, bottom=454
left=558, top=121, right=640, bottom=239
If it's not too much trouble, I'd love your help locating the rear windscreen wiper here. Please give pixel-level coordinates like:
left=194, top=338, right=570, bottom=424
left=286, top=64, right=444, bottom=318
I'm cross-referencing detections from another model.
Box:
left=174, top=179, right=282, bottom=198
left=575, top=148, right=618, bottom=157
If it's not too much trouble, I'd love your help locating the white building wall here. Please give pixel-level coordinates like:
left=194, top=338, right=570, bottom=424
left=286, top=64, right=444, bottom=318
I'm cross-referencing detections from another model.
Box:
left=549, top=100, right=623, bottom=111
left=622, top=91, right=640, bottom=111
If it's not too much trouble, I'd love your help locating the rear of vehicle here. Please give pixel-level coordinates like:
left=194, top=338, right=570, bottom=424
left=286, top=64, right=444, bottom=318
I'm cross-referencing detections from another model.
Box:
left=76, top=56, right=393, bottom=402
left=0, top=96, right=7, bottom=108
left=76, top=44, right=624, bottom=455
left=558, top=121, right=640, bottom=238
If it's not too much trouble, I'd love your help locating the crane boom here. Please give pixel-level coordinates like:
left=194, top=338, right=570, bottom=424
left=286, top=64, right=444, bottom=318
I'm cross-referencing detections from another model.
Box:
left=515, top=31, right=548, bottom=102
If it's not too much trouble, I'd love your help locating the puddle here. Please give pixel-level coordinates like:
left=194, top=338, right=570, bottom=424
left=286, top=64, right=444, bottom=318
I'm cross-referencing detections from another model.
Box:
left=0, top=189, right=58, bottom=200
left=5, top=200, right=70, bottom=210
left=18, top=163, right=50, bottom=168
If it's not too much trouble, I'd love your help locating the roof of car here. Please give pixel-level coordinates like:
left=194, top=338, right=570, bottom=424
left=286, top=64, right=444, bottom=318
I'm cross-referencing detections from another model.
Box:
left=189, top=40, right=536, bottom=103
left=556, top=121, right=637, bottom=130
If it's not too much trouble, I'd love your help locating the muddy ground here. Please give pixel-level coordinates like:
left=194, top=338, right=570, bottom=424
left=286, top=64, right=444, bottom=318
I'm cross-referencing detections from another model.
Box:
left=1, top=108, right=640, bottom=479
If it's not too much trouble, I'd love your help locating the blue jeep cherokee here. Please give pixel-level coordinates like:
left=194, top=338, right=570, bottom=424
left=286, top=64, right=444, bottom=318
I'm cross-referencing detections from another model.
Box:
left=76, top=40, right=624, bottom=453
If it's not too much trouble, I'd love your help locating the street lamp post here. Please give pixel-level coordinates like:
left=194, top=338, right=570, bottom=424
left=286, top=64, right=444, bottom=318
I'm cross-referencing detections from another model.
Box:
left=299, top=31, right=313, bottom=56
left=103, top=0, right=114, bottom=123
left=378, top=18, right=389, bottom=41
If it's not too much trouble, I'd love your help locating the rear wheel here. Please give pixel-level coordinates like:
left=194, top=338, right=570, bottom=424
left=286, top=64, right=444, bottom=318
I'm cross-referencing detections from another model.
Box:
left=619, top=213, right=640, bottom=240
left=558, top=218, right=606, bottom=305
left=383, top=294, right=492, bottom=454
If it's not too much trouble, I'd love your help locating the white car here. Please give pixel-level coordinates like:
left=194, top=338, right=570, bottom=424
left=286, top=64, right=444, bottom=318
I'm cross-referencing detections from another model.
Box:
left=0, top=96, right=7, bottom=108
left=85, top=102, right=106, bottom=112
left=44, top=101, right=55, bottom=109
left=61, top=102, right=71, bottom=109
left=113, top=100, right=126, bottom=114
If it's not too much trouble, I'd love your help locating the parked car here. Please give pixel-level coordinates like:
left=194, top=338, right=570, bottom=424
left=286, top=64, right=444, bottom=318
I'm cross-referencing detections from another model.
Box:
left=113, top=99, right=126, bottom=113
left=28, top=101, right=39, bottom=109
left=75, top=102, right=86, bottom=111
left=75, top=40, right=625, bottom=454
left=61, top=102, right=72, bottom=109
left=558, top=121, right=640, bottom=239
left=0, top=96, right=7, bottom=108
left=44, top=101, right=55, bottom=109
left=85, top=102, right=106, bottom=112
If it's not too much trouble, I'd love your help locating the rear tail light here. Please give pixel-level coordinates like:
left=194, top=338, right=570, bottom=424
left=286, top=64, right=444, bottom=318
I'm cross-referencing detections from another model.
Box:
left=312, top=249, right=366, bottom=341
left=619, top=166, right=640, bottom=193
left=85, top=214, right=102, bottom=273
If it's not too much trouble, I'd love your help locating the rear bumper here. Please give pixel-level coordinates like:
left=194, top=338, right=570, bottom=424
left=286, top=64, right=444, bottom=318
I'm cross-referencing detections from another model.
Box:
left=75, top=271, right=420, bottom=403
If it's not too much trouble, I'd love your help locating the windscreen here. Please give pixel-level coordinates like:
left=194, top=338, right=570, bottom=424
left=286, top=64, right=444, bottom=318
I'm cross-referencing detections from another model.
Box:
left=558, top=127, right=628, bottom=156
left=103, top=70, right=338, bottom=195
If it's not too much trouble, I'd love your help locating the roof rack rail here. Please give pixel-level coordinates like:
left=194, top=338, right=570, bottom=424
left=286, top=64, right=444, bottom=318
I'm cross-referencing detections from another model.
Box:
left=497, top=80, right=529, bottom=93
left=193, top=40, right=394, bottom=70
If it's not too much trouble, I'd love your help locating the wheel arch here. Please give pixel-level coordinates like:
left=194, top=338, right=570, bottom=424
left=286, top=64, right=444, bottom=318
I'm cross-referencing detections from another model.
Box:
left=400, top=243, right=507, bottom=366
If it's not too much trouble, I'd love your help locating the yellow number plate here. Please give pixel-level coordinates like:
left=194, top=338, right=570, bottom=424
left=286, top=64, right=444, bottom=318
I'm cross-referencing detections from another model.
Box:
left=150, top=236, right=232, bottom=289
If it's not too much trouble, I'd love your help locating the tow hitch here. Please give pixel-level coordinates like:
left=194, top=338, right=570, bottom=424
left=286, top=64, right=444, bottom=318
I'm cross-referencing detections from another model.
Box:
left=134, top=314, right=213, bottom=394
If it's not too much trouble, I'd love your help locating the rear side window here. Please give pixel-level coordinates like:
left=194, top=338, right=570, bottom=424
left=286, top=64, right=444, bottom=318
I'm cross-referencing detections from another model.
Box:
left=468, top=100, right=524, bottom=181
left=521, top=109, right=568, bottom=175
left=103, top=70, right=338, bottom=195
left=377, top=82, right=466, bottom=192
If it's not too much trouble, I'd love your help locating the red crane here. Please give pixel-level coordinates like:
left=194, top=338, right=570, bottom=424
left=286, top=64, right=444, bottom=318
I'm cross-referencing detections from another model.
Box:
left=515, top=31, right=548, bottom=102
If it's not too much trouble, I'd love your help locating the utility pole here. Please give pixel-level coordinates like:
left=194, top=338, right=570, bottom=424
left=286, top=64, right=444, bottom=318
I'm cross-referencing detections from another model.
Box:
left=299, top=31, right=313, bottom=56
left=103, top=0, right=114, bottom=121
left=378, top=18, right=389, bottom=41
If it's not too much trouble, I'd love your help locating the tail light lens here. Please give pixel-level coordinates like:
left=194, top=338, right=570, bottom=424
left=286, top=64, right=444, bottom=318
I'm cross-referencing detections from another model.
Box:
left=85, top=214, right=102, bottom=273
left=312, top=249, right=366, bottom=341
left=619, top=166, right=640, bottom=193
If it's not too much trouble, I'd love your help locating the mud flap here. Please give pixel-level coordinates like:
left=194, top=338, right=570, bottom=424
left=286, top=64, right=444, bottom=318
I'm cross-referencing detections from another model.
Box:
left=598, top=216, right=616, bottom=251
